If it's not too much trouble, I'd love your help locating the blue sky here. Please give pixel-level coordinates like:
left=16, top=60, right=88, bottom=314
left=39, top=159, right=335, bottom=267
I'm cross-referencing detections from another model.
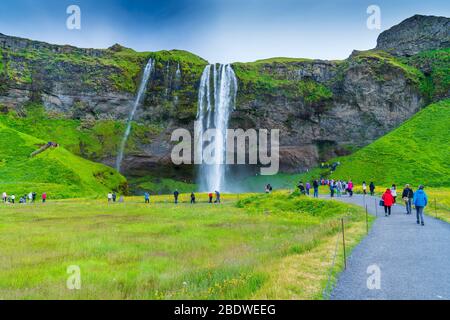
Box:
left=0, top=0, right=449, bottom=63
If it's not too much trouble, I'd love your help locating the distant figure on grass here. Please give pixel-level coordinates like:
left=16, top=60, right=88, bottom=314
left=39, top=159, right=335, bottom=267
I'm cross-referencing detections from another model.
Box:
left=336, top=180, right=342, bottom=197
left=297, top=181, right=306, bottom=195
left=313, top=180, right=319, bottom=198
left=2, top=192, right=6, bottom=203
left=32, top=192, right=36, bottom=203
left=190, top=192, right=196, bottom=204
left=329, top=181, right=335, bottom=198
left=305, top=182, right=311, bottom=195
left=174, top=189, right=179, bottom=204
left=414, top=185, right=428, bottom=226
left=107, top=192, right=113, bottom=203
left=369, top=182, right=375, bottom=196
left=42, top=192, right=47, bottom=203
left=28, top=192, right=33, bottom=203
left=112, top=192, right=117, bottom=202
left=362, top=181, right=367, bottom=195
left=144, top=192, right=150, bottom=204
left=381, top=189, right=394, bottom=217
left=402, top=184, right=414, bottom=215
left=265, top=184, right=270, bottom=193
left=347, top=180, right=354, bottom=197
left=390, top=184, right=397, bottom=204
left=11, top=194, right=15, bottom=204
left=214, top=191, right=221, bottom=203
left=208, top=192, right=213, bottom=203
left=118, top=195, right=124, bottom=203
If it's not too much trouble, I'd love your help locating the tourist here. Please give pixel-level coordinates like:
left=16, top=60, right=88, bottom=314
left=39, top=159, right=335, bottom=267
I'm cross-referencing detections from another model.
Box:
left=336, top=180, right=342, bottom=197
left=268, top=184, right=273, bottom=192
left=174, top=189, right=179, bottom=204
left=190, top=192, right=196, bottom=204
left=32, top=192, right=37, bottom=203
left=144, top=192, right=150, bottom=204
left=414, top=185, right=428, bottom=226
left=42, top=192, right=47, bottom=203
left=381, top=189, right=394, bottom=216
left=305, top=182, right=311, bottom=195
left=362, top=181, right=367, bottom=195
left=369, top=182, right=375, bottom=196
left=347, top=180, right=353, bottom=197
left=402, top=184, right=414, bottom=215
left=330, top=182, right=335, bottom=198
left=118, top=195, right=124, bottom=203
left=215, top=190, right=221, bottom=203
left=313, top=180, right=319, bottom=198
left=391, top=184, right=397, bottom=204
left=297, top=181, right=306, bottom=195
left=112, top=192, right=117, bottom=202
left=107, top=192, right=113, bottom=203
left=2, top=191, right=6, bottom=203
left=11, top=194, right=15, bottom=204
left=265, top=184, right=270, bottom=193
left=28, top=192, right=33, bottom=203
left=208, top=192, right=213, bottom=203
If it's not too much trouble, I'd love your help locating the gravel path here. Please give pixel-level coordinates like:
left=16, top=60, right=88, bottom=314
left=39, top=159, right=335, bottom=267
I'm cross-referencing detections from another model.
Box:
left=323, top=194, right=450, bottom=300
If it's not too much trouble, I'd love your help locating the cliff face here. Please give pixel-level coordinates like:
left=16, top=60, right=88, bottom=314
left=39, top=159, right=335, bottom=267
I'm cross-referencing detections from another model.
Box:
left=0, top=15, right=448, bottom=180
left=376, top=15, right=450, bottom=56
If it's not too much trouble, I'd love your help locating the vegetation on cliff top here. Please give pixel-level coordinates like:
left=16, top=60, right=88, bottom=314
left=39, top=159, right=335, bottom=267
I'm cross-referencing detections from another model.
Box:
left=0, top=122, right=127, bottom=198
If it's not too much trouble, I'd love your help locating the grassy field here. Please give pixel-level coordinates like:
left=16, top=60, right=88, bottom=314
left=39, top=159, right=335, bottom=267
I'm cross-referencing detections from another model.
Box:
left=0, top=192, right=371, bottom=300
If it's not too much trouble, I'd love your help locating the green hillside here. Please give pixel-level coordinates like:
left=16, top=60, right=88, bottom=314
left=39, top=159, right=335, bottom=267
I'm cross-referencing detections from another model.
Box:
left=0, top=123, right=127, bottom=198
left=302, top=99, right=450, bottom=187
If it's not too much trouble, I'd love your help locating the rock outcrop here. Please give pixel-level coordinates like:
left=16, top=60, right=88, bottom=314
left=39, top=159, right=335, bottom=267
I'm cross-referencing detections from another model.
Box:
left=376, top=15, right=450, bottom=56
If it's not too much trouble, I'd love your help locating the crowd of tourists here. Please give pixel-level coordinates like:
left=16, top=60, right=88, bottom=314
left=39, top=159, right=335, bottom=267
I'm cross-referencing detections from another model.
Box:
left=2, top=191, right=47, bottom=204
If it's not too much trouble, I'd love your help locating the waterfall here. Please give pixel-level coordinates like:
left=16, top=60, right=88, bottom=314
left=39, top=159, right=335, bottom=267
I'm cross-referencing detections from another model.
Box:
left=196, top=64, right=238, bottom=192
left=116, top=58, right=154, bottom=172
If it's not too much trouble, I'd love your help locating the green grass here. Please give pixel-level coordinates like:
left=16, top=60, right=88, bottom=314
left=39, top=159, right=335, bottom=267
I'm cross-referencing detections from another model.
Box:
left=128, top=175, right=196, bottom=195
left=296, top=99, right=450, bottom=187
left=0, top=192, right=369, bottom=299
left=0, top=122, right=126, bottom=198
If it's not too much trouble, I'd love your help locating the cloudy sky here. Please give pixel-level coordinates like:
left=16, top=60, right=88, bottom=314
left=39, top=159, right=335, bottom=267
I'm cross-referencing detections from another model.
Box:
left=0, top=0, right=449, bottom=63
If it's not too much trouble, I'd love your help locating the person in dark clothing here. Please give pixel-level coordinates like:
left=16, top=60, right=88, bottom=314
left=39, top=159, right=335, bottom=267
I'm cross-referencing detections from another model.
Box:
left=112, top=193, right=117, bottom=202
left=313, top=180, right=319, bottom=198
left=190, top=192, right=196, bottom=204
left=174, top=190, right=179, bottom=204
left=297, top=182, right=306, bottom=195
left=369, top=182, right=375, bottom=196
left=402, top=184, right=414, bottom=214
left=214, top=191, right=221, bottom=203
left=32, top=192, right=37, bottom=203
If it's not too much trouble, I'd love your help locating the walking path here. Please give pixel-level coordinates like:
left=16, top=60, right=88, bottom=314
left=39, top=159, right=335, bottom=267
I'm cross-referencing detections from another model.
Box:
left=323, top=194, right=450, bottom=300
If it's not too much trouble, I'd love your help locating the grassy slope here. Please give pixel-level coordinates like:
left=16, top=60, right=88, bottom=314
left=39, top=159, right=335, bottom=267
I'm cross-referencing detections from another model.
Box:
left=0, top=123, right=126, bottom=198
left=0, top=192, right=369, bottom=299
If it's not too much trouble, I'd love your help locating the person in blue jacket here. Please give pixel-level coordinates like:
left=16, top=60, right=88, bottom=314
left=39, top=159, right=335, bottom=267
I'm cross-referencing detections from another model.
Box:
left=413, top=185, right=428, bottom=226
left=144, top=191, right=150, bottom=204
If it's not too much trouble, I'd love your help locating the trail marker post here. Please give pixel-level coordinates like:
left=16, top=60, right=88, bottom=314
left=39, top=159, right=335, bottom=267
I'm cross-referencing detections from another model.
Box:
left=341, top=218, right=347, bottom=270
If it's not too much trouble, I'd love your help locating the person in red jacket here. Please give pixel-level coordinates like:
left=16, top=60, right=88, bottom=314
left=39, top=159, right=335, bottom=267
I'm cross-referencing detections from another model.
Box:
left=42, top=192, right=47, bottom=203
left=382, top=189, right=394, bottom=216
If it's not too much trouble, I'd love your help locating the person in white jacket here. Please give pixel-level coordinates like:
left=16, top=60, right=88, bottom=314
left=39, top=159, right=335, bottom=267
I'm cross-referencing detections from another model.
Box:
left=390, top=184, right=397, bottom=204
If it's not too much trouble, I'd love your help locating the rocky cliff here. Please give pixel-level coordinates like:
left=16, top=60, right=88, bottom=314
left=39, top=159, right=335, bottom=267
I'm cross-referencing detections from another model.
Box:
left=0, top=15, right=448, bottom=184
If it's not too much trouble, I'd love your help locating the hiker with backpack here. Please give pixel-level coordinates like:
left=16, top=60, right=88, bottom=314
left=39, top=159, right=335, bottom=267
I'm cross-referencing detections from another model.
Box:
left=413, top=185, right=428, bottom=226
left=402, top=184, right=414, bottom=215
left=381, top=189, right=394, bottom=216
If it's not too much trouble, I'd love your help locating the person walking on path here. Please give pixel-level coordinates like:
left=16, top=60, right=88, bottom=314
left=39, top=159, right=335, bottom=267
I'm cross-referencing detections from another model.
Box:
left=369, top=182, right=375, bottom=196
left=382, top=189, right=394, bottom=216
left=208, top=192, right=213, bottom=203
left=305, top=182, right=311, bottom=195
left=313, top=180, right=319, bottom=198
left=215, top=191, right=221, bottom=203
left=390, top=184, right=397, bottom=204
left=190, top=192, right=196, bottom=204
left=42, top=192, right=47, bottom=203
left=414, top=185, right=428, bottom=226
left=402, top=184, right=414, bottom=215
left=336, top=180, right=342, bottom=197
left=173, top=190, right=179, bottom=204
left=112, top=192, right=117, bottom=202
left=107, top=192, right=113, bottom=203
left=362, top=181, right=367, bottom=195
left=330, top=182, right=335, bottom=198
left=144, top=192, right=150, bottom=204
left=347, top=180, right=354, bottom=197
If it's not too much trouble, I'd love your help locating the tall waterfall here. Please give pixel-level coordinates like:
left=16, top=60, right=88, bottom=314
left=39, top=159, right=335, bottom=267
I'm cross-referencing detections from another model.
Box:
left=116, top=58, right=154, bottom=172
left=196, top=64, right=238, bottom=192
